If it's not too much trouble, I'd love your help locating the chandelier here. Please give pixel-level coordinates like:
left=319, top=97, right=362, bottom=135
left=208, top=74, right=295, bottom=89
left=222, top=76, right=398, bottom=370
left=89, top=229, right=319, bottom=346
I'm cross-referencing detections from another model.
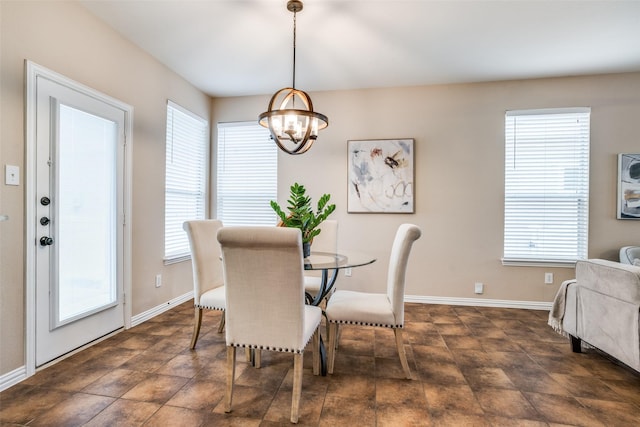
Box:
left=258, top=0, right=328, bottom=155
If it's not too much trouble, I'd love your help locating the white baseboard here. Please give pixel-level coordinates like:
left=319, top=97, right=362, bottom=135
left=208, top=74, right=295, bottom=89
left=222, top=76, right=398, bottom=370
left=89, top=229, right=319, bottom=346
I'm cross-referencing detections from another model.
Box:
left=131, top=291, right=194, bottom=326
left=405, top=295, right=552, bottom=311
left=0, top=366, right=27, bottom=393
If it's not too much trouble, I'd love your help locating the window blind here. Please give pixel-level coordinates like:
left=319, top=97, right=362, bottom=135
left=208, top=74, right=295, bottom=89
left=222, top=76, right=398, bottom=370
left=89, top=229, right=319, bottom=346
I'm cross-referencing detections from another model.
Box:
left=216, top=122, right=277, bottom=226
left=164, top=101, right=208, bottom=261
left=503, top=108, right=590, bottom=266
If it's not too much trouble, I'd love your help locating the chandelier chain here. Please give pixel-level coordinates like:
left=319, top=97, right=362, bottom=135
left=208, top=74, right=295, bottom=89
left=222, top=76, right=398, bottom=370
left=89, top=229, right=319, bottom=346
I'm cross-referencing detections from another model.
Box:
left=292, top=10, right=297, bottom=89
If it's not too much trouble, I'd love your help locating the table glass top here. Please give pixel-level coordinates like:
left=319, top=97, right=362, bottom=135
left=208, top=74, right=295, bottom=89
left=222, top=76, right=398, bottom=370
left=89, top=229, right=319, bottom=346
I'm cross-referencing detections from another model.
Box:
left=304, top=251, right=376, bottom=270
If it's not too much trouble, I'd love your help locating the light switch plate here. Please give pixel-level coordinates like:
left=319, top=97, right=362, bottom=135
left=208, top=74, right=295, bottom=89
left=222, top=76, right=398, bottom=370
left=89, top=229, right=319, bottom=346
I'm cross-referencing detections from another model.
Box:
left=5, top=165, right=19, bottom=186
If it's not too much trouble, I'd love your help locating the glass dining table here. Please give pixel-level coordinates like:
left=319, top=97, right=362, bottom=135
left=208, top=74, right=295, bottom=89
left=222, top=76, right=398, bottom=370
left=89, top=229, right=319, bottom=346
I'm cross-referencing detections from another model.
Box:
left=303, top=251, right=376, bottom=374
left=303, top=251, right=376, bottom=305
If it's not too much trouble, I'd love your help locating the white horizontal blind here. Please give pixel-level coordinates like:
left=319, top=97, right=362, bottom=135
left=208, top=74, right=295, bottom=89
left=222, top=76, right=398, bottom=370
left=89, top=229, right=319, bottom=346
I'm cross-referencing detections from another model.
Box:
left=503, top=108, right=590, bottom=265
left=164, top=101, right=208, bottom=260
left=217, top=122, right=277, bottom=226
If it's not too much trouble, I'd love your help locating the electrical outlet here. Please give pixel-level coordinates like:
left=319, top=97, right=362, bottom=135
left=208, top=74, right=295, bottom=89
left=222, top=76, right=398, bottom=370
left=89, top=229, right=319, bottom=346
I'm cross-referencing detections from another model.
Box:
left=474, top=282, right=483, bottom=294
left=155, top=274, right=162, bottom=288
left=544, top=272, right=553, bottom=284
left=344, top=268, right=352, bottom=277
left=5, top=165, right=19, bottom=186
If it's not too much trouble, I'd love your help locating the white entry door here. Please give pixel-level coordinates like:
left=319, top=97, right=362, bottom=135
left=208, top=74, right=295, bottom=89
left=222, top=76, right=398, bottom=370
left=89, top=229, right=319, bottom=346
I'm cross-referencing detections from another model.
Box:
left=31, top=67, right=129, bottom=367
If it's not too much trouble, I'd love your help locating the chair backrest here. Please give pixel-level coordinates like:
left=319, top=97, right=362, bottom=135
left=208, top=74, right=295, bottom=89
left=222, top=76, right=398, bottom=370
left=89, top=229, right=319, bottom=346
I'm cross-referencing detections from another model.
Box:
left=306, top=220, right=338, bottom=280
left=311, top=219, right=338, bottom=253
left=386, top=224, right=422, bottom=325
left=217, top=226, right=308, bottom=352
left=183, top=219, right=224, bottom=305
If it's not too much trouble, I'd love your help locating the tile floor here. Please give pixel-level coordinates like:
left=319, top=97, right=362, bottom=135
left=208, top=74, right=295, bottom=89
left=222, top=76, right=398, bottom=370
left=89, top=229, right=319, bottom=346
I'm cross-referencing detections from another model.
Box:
left=1, top=302, right=640, bottom=426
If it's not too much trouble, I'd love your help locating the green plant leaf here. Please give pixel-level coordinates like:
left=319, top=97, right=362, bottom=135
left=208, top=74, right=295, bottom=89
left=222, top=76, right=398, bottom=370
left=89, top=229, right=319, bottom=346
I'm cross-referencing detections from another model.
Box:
left=270, top=182, right=335, bottom=243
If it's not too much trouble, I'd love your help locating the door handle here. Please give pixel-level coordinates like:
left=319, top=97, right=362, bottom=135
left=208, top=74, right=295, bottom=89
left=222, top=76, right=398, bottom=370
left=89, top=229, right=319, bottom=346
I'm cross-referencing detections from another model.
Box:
left=40, top=236, right=54, bottom=246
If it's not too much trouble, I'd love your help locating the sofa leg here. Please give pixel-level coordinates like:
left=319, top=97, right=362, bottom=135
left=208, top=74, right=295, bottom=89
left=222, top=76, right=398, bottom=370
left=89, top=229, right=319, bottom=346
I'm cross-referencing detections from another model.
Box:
left=570, top=335, right=582, bottom=353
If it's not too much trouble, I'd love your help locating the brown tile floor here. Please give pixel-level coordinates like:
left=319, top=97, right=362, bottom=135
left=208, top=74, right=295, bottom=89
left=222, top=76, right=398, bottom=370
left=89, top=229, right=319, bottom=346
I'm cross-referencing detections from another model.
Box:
left=2, top=302, right=640, bottom=426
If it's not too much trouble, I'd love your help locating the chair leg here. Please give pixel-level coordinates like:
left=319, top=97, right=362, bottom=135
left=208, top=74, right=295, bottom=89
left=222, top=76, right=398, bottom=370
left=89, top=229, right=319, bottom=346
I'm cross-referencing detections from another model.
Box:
left=254, top=349, right=261, bottom=369
left=394, top=328, right=412, bottom=379
left=190, top=307, right=203, bottom=349
left=217, top=311, right=225, bottom=333
left=322, top=310, right=340, bottom=351
left=312, top=328, right=320, bottom=376
left=327, top=323, right=338, bottom=374
left=225, top=346, right=236, bottom=413
left=291, top=353, right=304, bottom=423
left=243, top=348, right=261, bottom=368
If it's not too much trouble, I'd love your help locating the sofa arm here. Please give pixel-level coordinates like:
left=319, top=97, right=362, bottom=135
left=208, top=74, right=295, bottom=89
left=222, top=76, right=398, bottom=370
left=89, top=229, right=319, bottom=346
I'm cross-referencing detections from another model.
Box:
left=575, top=259, right=640, bottom=303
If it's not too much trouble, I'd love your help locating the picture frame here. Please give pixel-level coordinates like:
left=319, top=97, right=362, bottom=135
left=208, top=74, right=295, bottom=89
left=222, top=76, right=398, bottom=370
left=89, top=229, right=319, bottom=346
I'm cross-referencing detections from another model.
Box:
left=617, top=153, right=640, bottom=219
left=347, top=138, right=414, bottom=213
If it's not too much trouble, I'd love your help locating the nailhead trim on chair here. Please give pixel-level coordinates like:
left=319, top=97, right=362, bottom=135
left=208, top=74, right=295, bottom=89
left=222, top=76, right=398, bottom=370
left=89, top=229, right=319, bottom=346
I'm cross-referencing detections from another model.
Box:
left=228, top=331, right=317, bottom=355
left=328, top=319, right=403, bottom=328
left=228, top=343, right=311, bottom=354
left=195, top=304, right=224, bottom=311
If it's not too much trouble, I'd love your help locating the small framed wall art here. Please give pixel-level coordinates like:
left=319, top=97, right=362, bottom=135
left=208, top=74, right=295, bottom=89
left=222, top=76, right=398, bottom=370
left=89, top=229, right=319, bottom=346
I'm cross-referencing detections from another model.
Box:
left=347, top=138, right=414, bottom=213
left=617, top=153, right=640, bottom=219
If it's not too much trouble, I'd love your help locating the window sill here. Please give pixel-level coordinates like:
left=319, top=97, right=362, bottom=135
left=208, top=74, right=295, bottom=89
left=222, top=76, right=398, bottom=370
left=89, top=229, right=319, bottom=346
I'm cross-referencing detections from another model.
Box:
left=164, top=255, right=190, bottom=266
left=501, top=258, right=577, bottom=268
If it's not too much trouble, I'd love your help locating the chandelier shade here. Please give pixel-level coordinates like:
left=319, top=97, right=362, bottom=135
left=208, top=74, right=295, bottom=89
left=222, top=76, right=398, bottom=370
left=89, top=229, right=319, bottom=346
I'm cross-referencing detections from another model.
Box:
left=258, top=0, right=328, bottom=155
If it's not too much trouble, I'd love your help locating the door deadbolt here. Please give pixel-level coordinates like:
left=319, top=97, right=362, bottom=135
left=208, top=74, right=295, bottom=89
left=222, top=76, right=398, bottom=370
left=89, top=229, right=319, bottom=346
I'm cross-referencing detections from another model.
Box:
left=40, top=236, right=54, bottom=246
left=40, top=196, right=51, bottom=206
left=40, top=217, right=50, bottom=226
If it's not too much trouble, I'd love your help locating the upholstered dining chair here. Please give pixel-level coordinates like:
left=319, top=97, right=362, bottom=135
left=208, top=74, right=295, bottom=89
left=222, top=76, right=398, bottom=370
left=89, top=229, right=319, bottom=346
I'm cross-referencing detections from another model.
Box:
left=325, top=223, right=422, bottom=379
left=217, top=226, right=321, bottom=424
left=304, top=219, right=338, bottom=299
left=183, top=220, right=226, bottom=349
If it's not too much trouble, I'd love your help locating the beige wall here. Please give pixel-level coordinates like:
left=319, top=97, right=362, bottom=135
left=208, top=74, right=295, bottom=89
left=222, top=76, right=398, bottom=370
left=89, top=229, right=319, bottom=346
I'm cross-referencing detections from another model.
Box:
left=1, top=1, right=209, bottom=375
left=212, top=72, right=640, bottom=303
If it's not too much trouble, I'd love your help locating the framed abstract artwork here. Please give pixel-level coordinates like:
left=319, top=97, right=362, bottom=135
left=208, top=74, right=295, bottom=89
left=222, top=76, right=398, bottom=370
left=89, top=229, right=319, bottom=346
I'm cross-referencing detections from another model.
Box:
left=617, top=153, right=640, bottom=219
left=347, top=138, right=414, bottom=213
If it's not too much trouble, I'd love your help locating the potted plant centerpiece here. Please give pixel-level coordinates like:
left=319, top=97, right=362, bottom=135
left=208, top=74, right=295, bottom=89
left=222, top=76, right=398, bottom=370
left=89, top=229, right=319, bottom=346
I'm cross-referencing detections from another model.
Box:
left=271, top=182, right=336, bottom=258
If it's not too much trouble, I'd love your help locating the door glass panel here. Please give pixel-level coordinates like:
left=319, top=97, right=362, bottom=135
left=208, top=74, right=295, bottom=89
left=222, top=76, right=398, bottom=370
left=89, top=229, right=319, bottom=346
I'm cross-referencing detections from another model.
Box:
left=55, top=104, right=118, bottom=325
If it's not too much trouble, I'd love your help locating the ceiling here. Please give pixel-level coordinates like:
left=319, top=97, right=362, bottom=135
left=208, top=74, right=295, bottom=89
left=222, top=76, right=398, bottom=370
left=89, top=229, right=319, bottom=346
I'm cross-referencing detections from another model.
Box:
left=79, top=0, right=640, bottom=98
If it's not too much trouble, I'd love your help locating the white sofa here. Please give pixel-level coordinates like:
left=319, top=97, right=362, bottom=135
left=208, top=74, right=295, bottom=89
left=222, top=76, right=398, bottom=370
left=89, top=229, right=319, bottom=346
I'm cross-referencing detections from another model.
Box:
left=559, top=257, right=640, bottom=372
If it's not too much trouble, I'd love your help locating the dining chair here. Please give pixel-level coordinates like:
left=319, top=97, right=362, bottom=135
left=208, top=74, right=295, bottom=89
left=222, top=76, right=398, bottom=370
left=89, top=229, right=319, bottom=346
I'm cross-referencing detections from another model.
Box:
left=325, top=223, right=422, bottom=379
left=217, top=226, right=321, bottom=424
left=183, top=220, right=226, bottom=349
left=304, top=219, right=338, bottom=299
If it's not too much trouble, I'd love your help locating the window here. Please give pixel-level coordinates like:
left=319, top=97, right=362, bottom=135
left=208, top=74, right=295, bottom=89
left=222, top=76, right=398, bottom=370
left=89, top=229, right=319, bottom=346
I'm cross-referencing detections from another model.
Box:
left=216, top=122, right=277, bottom=226
left=164, top=101, right=208, bottom=262
left=503, top=108, right=590, bottom=266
